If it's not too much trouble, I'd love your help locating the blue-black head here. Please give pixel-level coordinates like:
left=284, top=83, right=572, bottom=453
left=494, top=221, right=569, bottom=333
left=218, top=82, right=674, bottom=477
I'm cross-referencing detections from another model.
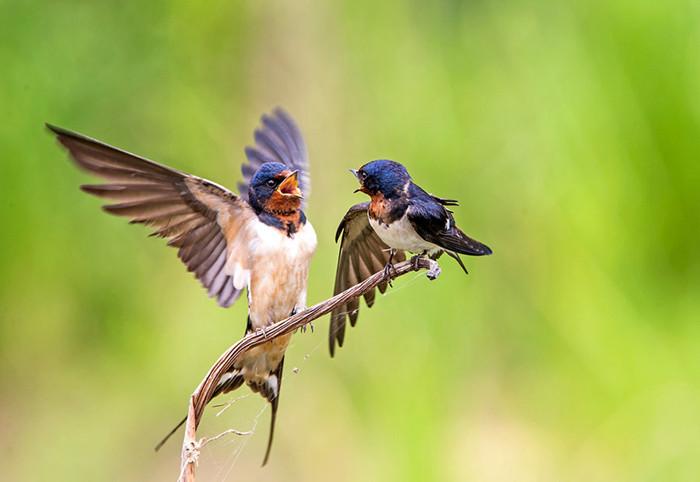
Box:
left=248, top=162, right=303, bottom=214
left=352, top=159, right=411, bottom=198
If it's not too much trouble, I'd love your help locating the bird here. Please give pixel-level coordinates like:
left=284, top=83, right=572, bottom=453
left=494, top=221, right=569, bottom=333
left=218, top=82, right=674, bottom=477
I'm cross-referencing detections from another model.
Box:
left=47, top=108, right=317, bottom=465
left=329, top=159, right=491, bottom=355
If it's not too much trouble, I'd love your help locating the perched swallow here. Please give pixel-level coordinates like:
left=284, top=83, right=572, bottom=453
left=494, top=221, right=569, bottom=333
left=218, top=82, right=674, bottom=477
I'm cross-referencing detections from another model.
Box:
left=329, top=159, right=491, bottom=355
left=48, top=108, right=317, bottom=465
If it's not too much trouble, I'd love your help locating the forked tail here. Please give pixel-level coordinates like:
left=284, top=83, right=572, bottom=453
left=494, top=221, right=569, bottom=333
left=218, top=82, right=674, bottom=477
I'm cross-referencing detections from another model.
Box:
left=153, top=358, right=285, bottom=467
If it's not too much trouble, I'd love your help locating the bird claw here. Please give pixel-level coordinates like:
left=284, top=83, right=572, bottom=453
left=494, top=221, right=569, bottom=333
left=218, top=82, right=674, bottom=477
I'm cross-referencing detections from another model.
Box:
left=290, top=307, right=313, bottom=333
left=383, top=262, right=397, bottom=287
left=409, top=254, right=440, bottom=280
left=256, top=326, right=269, bottom=339
left=299, top=322, right=314, bottom=334
left=410, top=254, right=423, bottom=270
left=383, top=249, right=399, bottom=287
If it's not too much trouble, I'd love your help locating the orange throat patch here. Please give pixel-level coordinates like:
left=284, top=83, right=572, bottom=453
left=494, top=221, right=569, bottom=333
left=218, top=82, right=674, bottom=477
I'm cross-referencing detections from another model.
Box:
left=265, top=191, right=303, bottom=230
left=368, top=192, right=393, bottom=225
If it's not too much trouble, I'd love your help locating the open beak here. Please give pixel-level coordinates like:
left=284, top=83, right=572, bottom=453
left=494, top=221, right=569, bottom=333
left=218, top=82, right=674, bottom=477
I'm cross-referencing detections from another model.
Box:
left=277, top=170, right=303, bottom=198
left=350, top=169, right=368, bottom=194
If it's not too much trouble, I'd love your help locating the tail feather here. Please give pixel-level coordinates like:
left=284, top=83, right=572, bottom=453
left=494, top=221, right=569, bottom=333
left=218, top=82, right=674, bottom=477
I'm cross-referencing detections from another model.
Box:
left=434, top=196, right=459, bottom=207
left=154, top=314, right=287, bottom=465
left=153, top=370, right=245, bottom=452
left=444, top=251, right=469, bottom=275
left=438, top=228, right=492, bottom=256
left=154, top=415, right=188, bottom=452
left=155, top=319, right=253, bottom=452
left=261, top=356, right=285, bottom=466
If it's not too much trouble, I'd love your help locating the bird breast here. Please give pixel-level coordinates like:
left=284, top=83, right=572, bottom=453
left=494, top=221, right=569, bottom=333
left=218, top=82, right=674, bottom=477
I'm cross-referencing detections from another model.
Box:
left=369, top=213, right=438, bottom=253
left=247, top=220, right=317, bottom=330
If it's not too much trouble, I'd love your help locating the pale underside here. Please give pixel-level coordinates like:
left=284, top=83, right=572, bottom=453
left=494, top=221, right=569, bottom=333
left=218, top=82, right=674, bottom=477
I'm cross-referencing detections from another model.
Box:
left=230, top=220, right=317, bottom=383
left=369, top=213, right=440, bottom=254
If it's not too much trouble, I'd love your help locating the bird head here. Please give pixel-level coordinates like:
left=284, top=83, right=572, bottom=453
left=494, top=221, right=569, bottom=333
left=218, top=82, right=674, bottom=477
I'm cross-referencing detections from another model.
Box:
left=249, top=162, right=303, bottom=215
left=351, top=159, right=411, bottom=198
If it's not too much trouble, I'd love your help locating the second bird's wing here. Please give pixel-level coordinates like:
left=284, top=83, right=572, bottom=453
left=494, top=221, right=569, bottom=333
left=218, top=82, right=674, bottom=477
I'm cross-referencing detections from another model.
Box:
left=48, top=124, right=258, bottom=308
left=406, top=182, right=492, bottom=257
left=329, top=202, right=406, bottom=356
left=237, top=108, right=310, bottom=209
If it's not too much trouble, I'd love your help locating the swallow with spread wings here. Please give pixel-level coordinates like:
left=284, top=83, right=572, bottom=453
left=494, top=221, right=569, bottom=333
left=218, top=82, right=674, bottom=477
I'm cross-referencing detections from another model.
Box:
left=48, top=108, right=317, bottom=465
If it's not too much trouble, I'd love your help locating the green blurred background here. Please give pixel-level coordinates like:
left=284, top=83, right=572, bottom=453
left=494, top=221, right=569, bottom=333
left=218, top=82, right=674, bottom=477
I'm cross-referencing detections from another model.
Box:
left=2, top=1, right=699, bottom=481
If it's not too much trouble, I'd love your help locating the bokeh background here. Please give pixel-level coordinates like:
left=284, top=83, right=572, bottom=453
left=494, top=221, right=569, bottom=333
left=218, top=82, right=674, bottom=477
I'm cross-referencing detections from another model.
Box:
left=2, top=1, right=700, bottom=481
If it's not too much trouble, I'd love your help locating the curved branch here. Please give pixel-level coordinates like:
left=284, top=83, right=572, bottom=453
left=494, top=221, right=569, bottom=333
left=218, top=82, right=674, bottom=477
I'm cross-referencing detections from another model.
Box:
left=178, top=257, right=439, bottom=481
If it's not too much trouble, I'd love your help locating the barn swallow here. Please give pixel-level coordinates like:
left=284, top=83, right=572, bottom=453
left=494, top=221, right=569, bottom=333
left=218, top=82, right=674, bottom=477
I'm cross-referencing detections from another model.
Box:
left=329, top=159, right=491, bottom=355
left=47, top=108, right=317, bottom=465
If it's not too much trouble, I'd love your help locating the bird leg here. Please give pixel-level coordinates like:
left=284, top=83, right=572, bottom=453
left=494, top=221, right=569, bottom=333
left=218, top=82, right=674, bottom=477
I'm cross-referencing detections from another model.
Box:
left=410, top=252, right=442, bottom=280
left=383, top=249, right=398, bottom=286
left=410, top=252, right=426, bottom=270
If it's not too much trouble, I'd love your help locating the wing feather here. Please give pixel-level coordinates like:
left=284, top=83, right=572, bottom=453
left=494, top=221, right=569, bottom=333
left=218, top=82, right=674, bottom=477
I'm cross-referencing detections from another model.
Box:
left=48, top=123, right=257, bottom=308
left=239, top=108, right=310, bottom=208
left=406, top=182, right=492, bottom=257
left=329, top=203, right=405, bottom=356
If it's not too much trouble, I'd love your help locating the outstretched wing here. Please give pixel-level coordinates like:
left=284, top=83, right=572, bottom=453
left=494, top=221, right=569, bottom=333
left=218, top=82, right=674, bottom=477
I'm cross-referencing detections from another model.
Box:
left=48, top=124, right=258, bottom=308
left=238, top=108, right=310, bottom=208
left=329, top=203, right=406, bottom=356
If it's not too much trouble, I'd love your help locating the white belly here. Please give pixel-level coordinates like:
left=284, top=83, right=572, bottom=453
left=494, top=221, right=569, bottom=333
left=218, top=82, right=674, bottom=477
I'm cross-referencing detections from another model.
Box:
left=247, top=220, right=317, bottom=329
left=233, top=220, right=316, bottom=384
left=369, top=214, right=438, bottom=253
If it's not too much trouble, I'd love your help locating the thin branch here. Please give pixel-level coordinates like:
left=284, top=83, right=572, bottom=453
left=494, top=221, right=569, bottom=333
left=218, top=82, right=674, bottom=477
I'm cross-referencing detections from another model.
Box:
left=178, top=257, right=440, bottom=481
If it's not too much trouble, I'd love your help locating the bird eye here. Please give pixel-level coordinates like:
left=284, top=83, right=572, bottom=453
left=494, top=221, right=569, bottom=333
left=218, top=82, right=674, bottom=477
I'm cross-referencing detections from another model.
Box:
left=360, top=171, right=367, bottom=179
left=266, top=179, right=276, bottom=187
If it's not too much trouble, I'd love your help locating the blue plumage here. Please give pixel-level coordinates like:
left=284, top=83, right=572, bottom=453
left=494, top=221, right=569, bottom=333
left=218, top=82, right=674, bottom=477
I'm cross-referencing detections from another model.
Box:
left=248, top=162, right=292, bottom=212
left=49, top=109, right=315, bottom=465
left=330, top=158, right=493, bottom=355
left=355, top=159, right=492, bottom=264
left=355, top=159, right=410, bottom=198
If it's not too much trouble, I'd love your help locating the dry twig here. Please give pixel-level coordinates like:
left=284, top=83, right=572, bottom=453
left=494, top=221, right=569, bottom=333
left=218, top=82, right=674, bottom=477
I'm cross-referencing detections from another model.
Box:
left=178, top=257, right=440, bottom=481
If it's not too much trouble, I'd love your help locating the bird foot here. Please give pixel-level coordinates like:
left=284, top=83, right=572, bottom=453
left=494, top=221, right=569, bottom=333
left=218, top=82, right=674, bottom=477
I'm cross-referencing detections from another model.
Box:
left=299, top=322, right=314, bottom=334
left=383, top=262, right=398, bottom=287
left=409, top=254, right=440, bottom=279
left=256, top=326, right=269, bottom=339
left=410, top=254, right=424, bottom=270
left=290, top=307, right=314, bottom=334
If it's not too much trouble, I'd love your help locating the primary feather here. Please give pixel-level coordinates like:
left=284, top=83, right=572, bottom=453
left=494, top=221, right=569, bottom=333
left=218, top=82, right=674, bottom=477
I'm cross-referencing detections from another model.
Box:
left=48, top=108, right=316, bottom=465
